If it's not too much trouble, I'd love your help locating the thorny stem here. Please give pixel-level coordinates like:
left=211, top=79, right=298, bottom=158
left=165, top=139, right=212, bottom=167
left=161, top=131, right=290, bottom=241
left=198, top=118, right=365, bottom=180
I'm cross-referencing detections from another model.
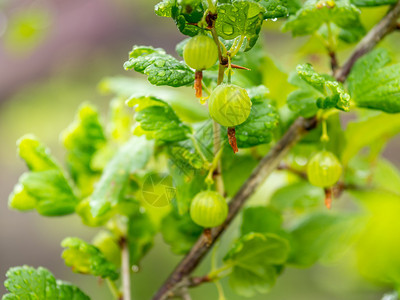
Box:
left=153, top=2, right=400, bottom=299
left=120, top=237, right=131, bottom=300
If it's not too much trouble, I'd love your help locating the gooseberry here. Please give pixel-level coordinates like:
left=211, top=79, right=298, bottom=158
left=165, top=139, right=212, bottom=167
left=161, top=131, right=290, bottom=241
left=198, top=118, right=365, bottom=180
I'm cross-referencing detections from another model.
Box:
left=208, top=84, right=252, bottom=127
left=307, top=150, right=342, bottom=188
left=190, top=191, right=228, bottom=228
left=183, top=34, right=218, bottom=71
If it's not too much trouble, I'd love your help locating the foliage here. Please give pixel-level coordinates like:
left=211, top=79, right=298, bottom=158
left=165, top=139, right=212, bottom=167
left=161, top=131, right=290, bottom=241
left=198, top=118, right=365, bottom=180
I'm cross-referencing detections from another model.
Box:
left=2, top=266, right=90, bottom=300
left=4, top=0, right=400, bottom=299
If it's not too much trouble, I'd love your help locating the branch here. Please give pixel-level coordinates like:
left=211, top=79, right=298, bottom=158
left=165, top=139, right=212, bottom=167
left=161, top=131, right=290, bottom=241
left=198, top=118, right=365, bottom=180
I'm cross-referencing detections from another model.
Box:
left=152, top=117, right=317, bottom=300
left=335, top=0, right=400, bottom=82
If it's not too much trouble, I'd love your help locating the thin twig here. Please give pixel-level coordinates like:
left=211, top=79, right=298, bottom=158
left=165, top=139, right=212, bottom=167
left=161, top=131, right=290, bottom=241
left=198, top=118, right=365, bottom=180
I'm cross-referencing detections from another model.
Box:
left=329, top=51, right=339, bottom=73
left=335, top=0, right=400, bottom=82
left=120, top=237, right=131, bottom=300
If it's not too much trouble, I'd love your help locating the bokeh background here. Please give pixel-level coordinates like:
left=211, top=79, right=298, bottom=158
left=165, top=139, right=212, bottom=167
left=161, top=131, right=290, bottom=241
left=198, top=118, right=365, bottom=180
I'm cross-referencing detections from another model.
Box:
left=1, top=0, right=399, bottom=299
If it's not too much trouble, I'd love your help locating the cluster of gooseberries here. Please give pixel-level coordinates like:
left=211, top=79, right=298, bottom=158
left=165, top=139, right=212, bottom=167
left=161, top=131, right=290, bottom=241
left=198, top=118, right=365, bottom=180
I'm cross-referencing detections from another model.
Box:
left=183, top=33, right=252, bottom=153
left=184, top=34, right=343, bottom=226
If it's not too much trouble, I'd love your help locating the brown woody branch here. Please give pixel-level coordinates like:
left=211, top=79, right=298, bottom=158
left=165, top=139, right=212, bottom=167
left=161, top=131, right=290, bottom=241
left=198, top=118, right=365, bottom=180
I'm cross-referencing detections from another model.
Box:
left=153, top=2, right=400, bottom=299
left=335, top=0, right=400, bottom=82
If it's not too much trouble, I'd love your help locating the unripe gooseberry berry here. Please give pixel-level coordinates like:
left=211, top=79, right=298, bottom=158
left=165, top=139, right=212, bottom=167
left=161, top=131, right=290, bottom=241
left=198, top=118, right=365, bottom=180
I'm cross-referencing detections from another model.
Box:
left=183, top=34, right=218, bottom=71
left=307, top=150, right=342, bottom=188
left=190, top=191, right=228, bottom=228
left=208, top=84, right=252, bottom=127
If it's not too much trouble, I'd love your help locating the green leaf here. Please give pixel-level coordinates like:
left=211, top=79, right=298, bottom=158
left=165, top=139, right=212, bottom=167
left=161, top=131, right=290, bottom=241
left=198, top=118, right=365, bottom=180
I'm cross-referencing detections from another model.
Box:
left=288, top=212, right=363, bottom=267
left=168, top=161, right=207, bottom=214
left=223, top=233, right=290, bottom=297
left=215, top=1, right=265, bottom=51
left=3, top=266, right=90, bottom=300
left=345, top=157, right=400, bottom=196
left=241, top=206, right=283, bottom=236
left=283, top=0, right=362, bottom=37
left=297, top=64, right=350, bottom=111
left=351, top=0, right=396, bottom=7
left=124, top=46, right=194, bottom=87
left=128, top=207, right=157, bottom=265
left=347, top=49, right=400, bottom=113
left=92, top=231, right=121, bottom=267
left=256, top=0, right=289, bottom=18
left=61, top=237, right=119, bottom=280
left=127, top=96, right=192, bottom=142
left=89, top=136, right=153, bottom=218
left=287, top=64, right=350, bottom=116
left=10, top=170, right=79, bottom=216
left=341, top=112, right=400, bottom=165
left=61, top=103, right=106, bottom=197
left=270, top=181, right=324, bottom=211
left=17, top=134, right=58, bottom=171
left=236, top=85, right=280, bottom=148
left=161, top=209, right=203, bottom=255
left=155, top=0, right=204, bottom=36
left=287, top=74, right=320, bottom=118
left=155, top=0, right=175, bottom=17
left=108, top=97, right=135, bottom=143
left=9, top=136, right=79, bottom=216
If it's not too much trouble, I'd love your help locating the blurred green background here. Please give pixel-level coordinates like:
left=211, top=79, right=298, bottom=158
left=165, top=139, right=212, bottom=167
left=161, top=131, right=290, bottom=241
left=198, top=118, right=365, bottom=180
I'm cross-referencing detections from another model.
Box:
left=1, top=0, right=399, bottom=299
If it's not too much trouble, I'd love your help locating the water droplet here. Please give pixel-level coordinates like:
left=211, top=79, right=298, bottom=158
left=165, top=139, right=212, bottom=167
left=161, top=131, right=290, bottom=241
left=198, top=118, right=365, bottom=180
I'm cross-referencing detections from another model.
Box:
left=222, top=24, right=234, bottom=35
left=158, top=71, right=166, bottom=77
left=132, top=265, right=140, bottom=272
left=155, top=60, right=165, bottom=67
left=272, top=18, right=277, bottom=21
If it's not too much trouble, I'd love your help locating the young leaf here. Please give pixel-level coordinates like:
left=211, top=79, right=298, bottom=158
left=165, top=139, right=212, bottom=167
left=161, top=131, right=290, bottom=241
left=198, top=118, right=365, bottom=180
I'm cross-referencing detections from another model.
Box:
left=124, top=46, right=194, bottom=87
left=92, top=231, right=121, bottom=267
left=61, top=237, right=119, bottom=280
left=241, top=206, right=284, bottom=236
left=215, top=1, right=265, bottom=51
left=288, top=212, right=363, bottom=267
left=128, top=207, right=157, bottom=265
left=9, top=136, right=79, bottom=216
left=10, top=170, right=79, bottom=216
left=223, top=233, right=290, bottom=297
left=61, top=103, right=106, bottom=197
left=127, top=96, right=192, bottom=142
left=3, top=266, right=90, bottom=300
left=17, top=134, right=58, bottom=171
left=236, top=85, right=280, bottom=148
left=347, top=49, right=400, bottom=113
left=160, top=209, right=203, bottom=255
left=287, top=64, right=350, bottom=116
left=270, top=181, right=324, bottom=211
left=89, top=136, right=153, bottom=218
left=283, top=0, right=362, bottom=37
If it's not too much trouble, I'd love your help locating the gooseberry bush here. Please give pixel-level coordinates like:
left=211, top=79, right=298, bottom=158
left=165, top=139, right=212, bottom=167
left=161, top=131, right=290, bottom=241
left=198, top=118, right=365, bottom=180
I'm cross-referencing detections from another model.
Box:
left=3, top=0, right=400, bottom=299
